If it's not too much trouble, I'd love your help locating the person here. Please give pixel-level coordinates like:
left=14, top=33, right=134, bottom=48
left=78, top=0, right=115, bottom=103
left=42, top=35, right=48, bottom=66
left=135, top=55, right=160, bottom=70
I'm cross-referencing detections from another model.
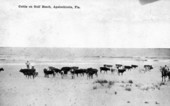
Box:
left=164, top=65, right=169, bottom=71
left=25, top=61, right=30, bottom=69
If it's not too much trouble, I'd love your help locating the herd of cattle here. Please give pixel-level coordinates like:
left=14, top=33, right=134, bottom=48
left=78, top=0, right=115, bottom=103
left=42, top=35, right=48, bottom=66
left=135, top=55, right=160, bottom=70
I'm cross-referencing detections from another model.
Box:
left=1, top=64, right=170, bottom=82
left=0, top=64, right=154, bottom=79
left=19, top=64, right=154, bottom=79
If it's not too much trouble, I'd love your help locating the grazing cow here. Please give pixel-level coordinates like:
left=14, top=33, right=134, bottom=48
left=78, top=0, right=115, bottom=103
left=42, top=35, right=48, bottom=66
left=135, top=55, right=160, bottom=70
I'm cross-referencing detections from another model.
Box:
left=20, top=69, right=37, bottom=79
left=100, top=67, right=110, bottom=73
left=86, top=68, right=98, bottom=79
left=144, top=65, right=153, bottom=71
left=0, top=68, right=4, bottom=72
left=131, top=65, right=138, bottom=69
left=43, top=68, right=55, bottom=78
left=124, top=66, right=132, bottom=71
left=160, top=66, right=170, bottom=82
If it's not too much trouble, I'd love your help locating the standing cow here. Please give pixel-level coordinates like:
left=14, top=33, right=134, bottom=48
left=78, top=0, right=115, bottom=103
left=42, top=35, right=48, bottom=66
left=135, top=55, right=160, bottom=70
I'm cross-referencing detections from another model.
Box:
left=86, top=68, right=98, bottom=79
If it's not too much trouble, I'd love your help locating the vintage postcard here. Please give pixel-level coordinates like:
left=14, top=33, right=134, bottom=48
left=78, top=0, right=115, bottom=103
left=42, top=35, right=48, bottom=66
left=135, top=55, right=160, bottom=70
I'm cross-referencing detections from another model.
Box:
left=0, top=0, right=170, bottom=106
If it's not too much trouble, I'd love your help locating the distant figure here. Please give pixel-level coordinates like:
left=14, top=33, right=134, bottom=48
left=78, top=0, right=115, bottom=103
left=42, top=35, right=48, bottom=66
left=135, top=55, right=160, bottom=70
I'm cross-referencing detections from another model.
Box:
left=25, top=61, right=30, bottom=69
left=164, top=65, right=169, bottom=71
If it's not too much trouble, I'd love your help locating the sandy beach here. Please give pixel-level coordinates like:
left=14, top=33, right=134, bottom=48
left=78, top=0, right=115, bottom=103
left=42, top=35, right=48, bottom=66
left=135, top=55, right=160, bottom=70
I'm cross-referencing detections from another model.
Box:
left=0, top=57, right=170, bottom=106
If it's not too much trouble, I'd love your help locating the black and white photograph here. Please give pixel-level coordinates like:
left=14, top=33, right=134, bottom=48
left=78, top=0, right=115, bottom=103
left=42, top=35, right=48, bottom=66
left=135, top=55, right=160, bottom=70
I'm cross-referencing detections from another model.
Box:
left=0, top=0, right=170, bottom=106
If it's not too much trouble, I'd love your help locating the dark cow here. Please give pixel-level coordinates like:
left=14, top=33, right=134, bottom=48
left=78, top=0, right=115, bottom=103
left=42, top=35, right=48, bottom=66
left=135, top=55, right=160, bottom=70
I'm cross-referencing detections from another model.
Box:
left=20, top=69, right=37, bottom=79
left=104, top=64, right=114, bottom=73
left=0, top=68, right=4, bottom=72
left=117, top=68, right=126, bottom=75
left=144, top=65, right=153, bottom=71
left=100, top=67, right=110, bottom=73
left=61, top=67, right=72, bottom=74
left=68, top=67, right=79, bottom=79
left=49, top=66, right=61, bottom=74
left=86, top=68, right=98, bottom=79
left=160, top=66, right=170, bottom=82
left=72, top=69, right=87, bottom=77
left=124, top=66, right=132, bottom=70
left=43, top=68, right=55, bottom=78
left=60, top=67, right=73, bottom=78
left=72, top=66, right=79, bottom=70
left=131, top=65, right=138, bottom=69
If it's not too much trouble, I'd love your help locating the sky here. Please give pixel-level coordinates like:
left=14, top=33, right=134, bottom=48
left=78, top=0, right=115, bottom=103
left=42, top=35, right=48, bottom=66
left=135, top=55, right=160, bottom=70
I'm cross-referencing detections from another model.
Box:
left=0, top=0, right=170, bottom=48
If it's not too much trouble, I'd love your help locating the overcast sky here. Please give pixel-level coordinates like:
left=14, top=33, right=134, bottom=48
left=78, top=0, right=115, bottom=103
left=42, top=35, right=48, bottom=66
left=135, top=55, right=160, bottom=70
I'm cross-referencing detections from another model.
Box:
left=0, top=0, right=170, bottom=48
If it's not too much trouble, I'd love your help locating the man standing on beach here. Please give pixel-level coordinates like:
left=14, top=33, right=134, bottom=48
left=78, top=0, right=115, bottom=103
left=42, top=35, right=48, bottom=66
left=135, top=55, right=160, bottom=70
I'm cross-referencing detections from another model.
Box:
left=25, top=61, right=30, bottom=69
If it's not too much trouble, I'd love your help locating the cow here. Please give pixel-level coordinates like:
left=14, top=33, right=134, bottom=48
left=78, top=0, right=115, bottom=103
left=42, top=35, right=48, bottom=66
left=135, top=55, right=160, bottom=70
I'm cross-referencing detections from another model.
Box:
left=72, top=69, right=87, bottom=78
left=43, top=68, right=55, bottom=78
left=20, top=68, right=37, bottom=79
left=144, top=65, right=153, bottom=71
left=117, top=67, right=126, bottom=76
left=131, top=65, right=138, bottom=69
left=86, top=68, right=98, bottom=79
left=61, top=67, right=72, bottom=74
left=160, top=66, right=170, bottom=82
left=60, top=67, right=73, bottom=78
left=0, top=68, right=4, bottom=72
left=71, top=66, right=79, bottom=70
left=115, top=64, right=123, bottom=69
left=124, top=66, right=132, bottom=71
left=104, top=64, right=114, bottom=73
left=49, top=66, right=61, bottom=74
left=100, top=67, right=110, bottom=73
